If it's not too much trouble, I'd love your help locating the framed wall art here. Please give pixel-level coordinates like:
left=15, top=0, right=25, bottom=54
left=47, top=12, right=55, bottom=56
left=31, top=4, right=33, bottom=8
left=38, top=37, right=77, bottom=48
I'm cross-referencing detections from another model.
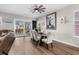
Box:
left=46, top=12, right=56, bottom=30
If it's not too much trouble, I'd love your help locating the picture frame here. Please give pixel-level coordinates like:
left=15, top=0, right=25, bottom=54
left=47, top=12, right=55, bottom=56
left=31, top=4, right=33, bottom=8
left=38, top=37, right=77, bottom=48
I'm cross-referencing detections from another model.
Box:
left=46, top=12, right=56, bottom=30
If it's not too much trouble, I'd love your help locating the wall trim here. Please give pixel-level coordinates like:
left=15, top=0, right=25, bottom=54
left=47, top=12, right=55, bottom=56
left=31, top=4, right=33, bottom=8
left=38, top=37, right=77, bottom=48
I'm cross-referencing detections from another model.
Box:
left=73, top=36, right=79, bottom=38
left=53, top=39, right=79, bottom=48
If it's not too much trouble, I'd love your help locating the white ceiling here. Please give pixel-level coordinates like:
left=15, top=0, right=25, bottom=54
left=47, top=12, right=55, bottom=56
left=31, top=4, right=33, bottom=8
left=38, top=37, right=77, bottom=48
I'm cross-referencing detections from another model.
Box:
left=0, top=4, right=71, bottom=19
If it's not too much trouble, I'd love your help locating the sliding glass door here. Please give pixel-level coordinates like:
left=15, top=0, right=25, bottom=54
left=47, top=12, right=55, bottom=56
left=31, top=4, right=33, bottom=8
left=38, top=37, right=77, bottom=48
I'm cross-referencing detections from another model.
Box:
left=14, top=20, right=31, bottom=37
left=15, top=21, right=25, bottom=36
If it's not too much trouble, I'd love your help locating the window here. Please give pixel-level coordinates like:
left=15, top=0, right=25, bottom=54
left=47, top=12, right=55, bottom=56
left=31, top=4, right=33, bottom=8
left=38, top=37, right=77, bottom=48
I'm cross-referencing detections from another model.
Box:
left=74, top=11, right=79, bottom=36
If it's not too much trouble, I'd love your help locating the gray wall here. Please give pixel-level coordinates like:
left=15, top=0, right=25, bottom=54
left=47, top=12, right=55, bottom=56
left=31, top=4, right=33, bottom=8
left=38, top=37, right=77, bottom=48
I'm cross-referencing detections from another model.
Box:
left=37, top=4, right=79, bottom=47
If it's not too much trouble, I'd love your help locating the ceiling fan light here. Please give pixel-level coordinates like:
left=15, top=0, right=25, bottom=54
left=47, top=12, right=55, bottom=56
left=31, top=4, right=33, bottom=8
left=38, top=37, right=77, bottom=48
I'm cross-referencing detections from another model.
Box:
left=35, top=10, right=38, bottom=13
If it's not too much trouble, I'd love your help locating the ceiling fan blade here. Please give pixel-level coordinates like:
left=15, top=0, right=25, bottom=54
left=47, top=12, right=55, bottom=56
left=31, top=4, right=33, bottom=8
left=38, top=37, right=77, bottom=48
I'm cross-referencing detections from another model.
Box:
left=39, top=5, right=43, bottom=8
left=42, top=10, right=45, bottom=12
left=38, top=9, right=44, bottom=13
left=38, top=9, right=42, bottom=13
left=41, top=8, right=46, bottom=9
left=40, top=9, right=45, bottom=12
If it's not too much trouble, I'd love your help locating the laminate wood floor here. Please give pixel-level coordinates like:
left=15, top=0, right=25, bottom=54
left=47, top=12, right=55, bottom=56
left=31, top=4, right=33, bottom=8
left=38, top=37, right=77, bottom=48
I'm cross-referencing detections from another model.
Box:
left=9, top=37, right=79, bottom=55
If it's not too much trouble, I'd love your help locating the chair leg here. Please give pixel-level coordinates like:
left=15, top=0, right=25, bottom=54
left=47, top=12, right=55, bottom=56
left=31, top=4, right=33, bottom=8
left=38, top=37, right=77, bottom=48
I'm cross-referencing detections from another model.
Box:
left=2, top=52, right=8, bottom=55
left=46, top=44, right=49, bottom=49
left=34, top=41, right=39, bottom=47
left=51, top=43, right=53, bottom=48
left=36, top=41, right=40, bottom=47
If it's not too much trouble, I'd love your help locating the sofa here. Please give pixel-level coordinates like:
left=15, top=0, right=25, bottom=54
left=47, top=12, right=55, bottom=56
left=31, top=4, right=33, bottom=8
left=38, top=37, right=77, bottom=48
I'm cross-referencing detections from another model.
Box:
left=0, top=30, right=15, bottom=55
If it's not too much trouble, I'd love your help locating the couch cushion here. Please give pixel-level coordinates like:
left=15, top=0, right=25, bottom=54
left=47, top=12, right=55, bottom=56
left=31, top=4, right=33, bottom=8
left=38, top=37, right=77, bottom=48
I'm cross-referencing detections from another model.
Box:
left=7, top=32, right=15, bottom=37
left=0, top=36, right=5, bottom=42
left=1, top=32, right=7, bottom=36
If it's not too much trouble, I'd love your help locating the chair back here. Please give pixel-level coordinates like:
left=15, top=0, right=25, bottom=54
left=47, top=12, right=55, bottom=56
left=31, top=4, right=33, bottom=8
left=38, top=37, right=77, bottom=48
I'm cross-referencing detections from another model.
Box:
left=47, top=32, right=55, bottom=43
left=32, top=30, right=40, bottom=41
left=30, top=30, right=34, bottom=39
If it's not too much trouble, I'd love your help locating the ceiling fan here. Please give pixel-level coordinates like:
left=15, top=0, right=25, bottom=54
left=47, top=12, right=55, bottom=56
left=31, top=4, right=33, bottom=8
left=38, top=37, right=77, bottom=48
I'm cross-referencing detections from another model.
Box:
left=32, top=4, right=46, bottom=13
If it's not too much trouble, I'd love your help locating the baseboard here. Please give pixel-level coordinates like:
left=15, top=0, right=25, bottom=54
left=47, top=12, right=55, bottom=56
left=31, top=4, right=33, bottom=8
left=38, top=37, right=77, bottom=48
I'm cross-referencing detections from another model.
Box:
left=73, top=36, right=79, bottom=38
left=53, top=39, right=79, bottom=48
